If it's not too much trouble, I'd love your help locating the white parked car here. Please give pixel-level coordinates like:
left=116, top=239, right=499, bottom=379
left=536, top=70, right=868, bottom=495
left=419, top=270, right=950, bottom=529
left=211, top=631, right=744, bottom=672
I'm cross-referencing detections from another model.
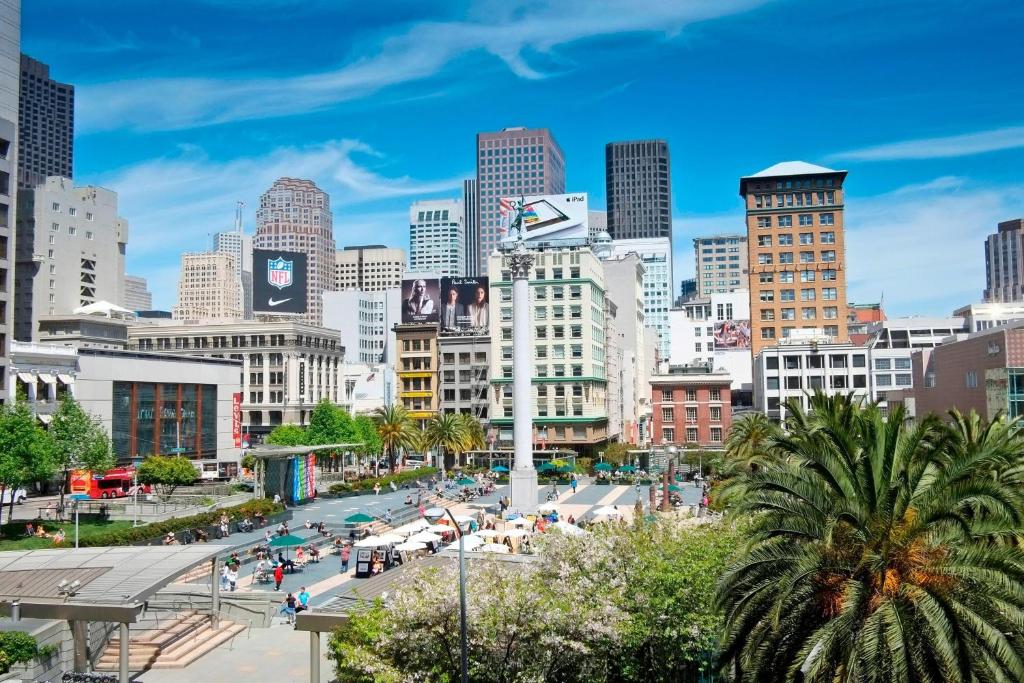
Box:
left=1, top=488, right=27, bottom=504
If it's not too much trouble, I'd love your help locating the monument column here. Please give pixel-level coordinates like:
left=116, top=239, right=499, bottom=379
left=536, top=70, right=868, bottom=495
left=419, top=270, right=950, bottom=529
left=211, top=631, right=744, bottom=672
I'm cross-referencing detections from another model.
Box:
left=507, top=241, right=538, bottom=515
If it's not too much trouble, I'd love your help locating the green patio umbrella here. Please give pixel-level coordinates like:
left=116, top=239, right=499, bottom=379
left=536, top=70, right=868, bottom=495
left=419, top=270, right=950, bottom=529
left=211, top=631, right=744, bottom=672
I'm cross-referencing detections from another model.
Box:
left=594, top=463, right=612, bottom=472
left=618, top=465, right=636, bottom=473
left=457, top=477, right=476, bottom=485
left=557, top=463, right=575, bottom=473
left=538, top=462, right=556, bottom=471
left=269, top=533, right=306, bottom=548
left=668, top=484, right=683, bottom=492
left=345, top=512, right=375, bottom=524
left=491, top=465, right=509, bottom=472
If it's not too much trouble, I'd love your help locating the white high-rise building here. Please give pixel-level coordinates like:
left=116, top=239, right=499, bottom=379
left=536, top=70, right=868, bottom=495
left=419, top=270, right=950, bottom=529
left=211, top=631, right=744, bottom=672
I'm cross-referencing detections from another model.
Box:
left=254, top=178, right=334, bottom=326
left=14, top=178, right=128, bottom=341
left=213, top=226, right=252, bottom=319
left=334, top=245, right=405, bottom=291
left=122, top=275, right=152, bottom=311
left=609, top=237, right=672, bottom=359
left=172, top=252, right=242, bottom=322
left=409, top=198, right=464, bottom=277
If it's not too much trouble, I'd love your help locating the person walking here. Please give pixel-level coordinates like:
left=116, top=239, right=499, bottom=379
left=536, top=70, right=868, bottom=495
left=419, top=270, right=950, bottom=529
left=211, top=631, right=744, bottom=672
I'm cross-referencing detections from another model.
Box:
left=273, top=564, right=284, bottom=591
left=220, top=564, right=230, bottom=591
left=340, top=543, right=351, bottom=573
left=282, top=593, right=297, bottom=624
left=227, top=566, right=238, bottom=592
left=570, top=476, right=578, bottom=494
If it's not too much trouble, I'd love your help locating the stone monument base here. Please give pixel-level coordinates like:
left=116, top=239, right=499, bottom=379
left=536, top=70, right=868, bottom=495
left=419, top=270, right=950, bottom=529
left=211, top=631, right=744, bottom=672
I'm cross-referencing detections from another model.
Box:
left=509, top=468, right=539, bottom=517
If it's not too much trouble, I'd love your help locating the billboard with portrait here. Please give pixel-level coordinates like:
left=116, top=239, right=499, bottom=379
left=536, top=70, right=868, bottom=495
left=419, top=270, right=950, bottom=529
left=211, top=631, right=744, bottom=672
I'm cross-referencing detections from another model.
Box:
left=252, top=249, right=308, bottom=314
left=401, top=277, right=440, bottom=324
left=439, top=277, right=489, bottom=333
left=713, top=319, right=752, bottom=350
left=499, top=193, right=588, bottom=244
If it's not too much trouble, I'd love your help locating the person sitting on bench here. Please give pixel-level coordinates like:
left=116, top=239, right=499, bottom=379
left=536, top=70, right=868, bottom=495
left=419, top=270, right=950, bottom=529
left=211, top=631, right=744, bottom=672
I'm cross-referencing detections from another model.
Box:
left=277, top=551, right=296, bottom=573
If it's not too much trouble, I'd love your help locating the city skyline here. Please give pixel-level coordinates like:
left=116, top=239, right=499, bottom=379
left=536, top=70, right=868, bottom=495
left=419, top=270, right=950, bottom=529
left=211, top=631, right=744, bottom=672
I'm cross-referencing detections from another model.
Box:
left=21, top=0, right=1024, bottom=314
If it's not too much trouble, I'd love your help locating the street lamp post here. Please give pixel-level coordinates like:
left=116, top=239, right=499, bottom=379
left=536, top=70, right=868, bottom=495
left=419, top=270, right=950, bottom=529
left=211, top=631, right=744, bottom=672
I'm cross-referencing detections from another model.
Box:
left=425, top=506, right=468, bottom=683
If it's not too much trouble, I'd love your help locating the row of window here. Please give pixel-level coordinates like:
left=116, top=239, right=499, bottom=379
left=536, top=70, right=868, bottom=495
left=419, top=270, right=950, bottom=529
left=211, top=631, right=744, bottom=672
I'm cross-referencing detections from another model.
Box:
left=658, top=388, right=723, bottom=402
left=757, top=250, right=837, bottom=265
left=661, top=427, right=722, bottom=444
left=766, top=375, right=866, bottom=390
left=761, top=306, right=840, bottom=321
left=760, top=325, right=841, bottom=340
left=757, top=231, right=835, bottom=246
left=756, top=213, right=834, bottom=228
left=752, top=191, right=836, bottom=208
left=759, top=287, right=839, bottom=302
left=758, top=269, right=838, bottom=284
left=661, top=406, right=724, bottom=422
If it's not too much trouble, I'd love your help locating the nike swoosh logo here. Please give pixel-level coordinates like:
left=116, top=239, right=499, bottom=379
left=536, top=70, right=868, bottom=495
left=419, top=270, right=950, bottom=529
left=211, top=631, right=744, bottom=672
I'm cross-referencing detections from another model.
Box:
left=268, top=298, right=292, bottom=307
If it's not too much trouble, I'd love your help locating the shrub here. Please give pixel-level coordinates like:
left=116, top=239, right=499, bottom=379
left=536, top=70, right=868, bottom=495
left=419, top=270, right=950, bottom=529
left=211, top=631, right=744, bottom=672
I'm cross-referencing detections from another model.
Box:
left=0, top=632, right=55, bottom=674
left=325, top=467, right=438, bottom=495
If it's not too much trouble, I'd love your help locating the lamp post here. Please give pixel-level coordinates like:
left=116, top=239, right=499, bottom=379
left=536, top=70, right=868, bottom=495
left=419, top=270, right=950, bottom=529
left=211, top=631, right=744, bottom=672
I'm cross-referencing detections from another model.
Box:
left=425, top=506, right=468, bottom=683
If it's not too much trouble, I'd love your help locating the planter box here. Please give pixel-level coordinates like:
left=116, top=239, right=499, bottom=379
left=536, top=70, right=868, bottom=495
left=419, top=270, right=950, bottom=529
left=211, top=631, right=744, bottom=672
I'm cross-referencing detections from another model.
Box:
left=639, top=479, right=654, bottom=485
left=594, top=480, right=611, bottom=486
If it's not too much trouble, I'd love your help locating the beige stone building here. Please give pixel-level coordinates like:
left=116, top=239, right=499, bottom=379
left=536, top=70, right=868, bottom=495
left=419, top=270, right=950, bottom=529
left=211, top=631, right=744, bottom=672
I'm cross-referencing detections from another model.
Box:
left=335, top=245, right=405, bottom=291
left=395, top=322, right=439, bottom=425
left=740, top=161, right=850, bottom=356
left=173, top=251, right=242, bottom=322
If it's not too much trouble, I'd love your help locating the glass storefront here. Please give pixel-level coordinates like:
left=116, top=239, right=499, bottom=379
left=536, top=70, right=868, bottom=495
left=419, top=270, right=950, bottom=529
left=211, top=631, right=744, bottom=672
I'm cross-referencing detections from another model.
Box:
left=112, top=382, right=219, bottom=461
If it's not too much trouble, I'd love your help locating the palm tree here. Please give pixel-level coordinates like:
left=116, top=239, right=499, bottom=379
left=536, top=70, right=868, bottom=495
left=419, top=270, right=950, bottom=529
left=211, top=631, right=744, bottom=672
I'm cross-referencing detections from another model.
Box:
left=424, top=412, right=469, bottom=471
left=723, top=411, right=781, bottom=475
left=717, top=392, right=1024, bottom=683
left=374, top=405, right=418, bottom=473
left=457, top=413, right=486, bottom=452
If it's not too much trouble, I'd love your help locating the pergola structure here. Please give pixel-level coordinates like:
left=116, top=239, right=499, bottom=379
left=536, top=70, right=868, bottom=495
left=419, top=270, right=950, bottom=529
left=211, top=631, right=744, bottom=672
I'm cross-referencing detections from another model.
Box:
left=0, top=544, right=230, bottom=683
left=247, top=442, right=362, bottom=500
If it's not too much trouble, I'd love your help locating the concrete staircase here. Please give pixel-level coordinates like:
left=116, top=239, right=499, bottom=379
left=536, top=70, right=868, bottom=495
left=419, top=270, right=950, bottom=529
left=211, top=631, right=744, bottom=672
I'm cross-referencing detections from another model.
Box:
left=94, top=610, right=246, bottom=672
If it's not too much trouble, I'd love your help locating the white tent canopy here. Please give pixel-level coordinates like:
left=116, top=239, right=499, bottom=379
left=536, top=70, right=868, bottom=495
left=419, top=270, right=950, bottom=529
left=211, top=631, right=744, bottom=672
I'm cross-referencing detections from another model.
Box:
left=73, top=300, right=135, bottom=319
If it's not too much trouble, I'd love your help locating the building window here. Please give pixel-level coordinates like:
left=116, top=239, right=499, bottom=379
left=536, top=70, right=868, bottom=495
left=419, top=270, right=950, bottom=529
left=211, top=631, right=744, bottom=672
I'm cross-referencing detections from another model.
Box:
left=757, top=235, right=772, bottom=247
left=895, top=373, right=912, bottom=387
left=685, top=407, right=697, bottom=423
left=799, top=215, right=813, bottom=227
left=876, top=374, right=892, bottom=387
left=761, top=327, right=775, bottom=339
left=800, top=270, right=815, bottom=283
left=759, top=273, right=774, bottom=284
left=663, top=427, right=675, bottom=443
left=780, top=289, right=795, bottom=302
left=781, top=308, right=796, bottom=321
left=686, top=427, right=698, bottom=443
left=823, top=306, right=838, bottom=319
left=685, top=388, right=697, bottom=401
left=799, top=232, right=814, bottom=244
left=759, top=290, right=775, bottom=302
left=779, top=272, right=794, bottom=284
left=800, top=288, right=816, bottom=301
left=778, top=234, right=793, bottom=246
left=710, top=388, right=721, bottom=401
left=758, top=253, right=773, bottom=265
left=662, top=407, right=674, bottom=422
left=894, top=358, right=911, bottom=370
left=710, top=406, right=721, bottom=421
left=778, top=215, right=792, bottom=227
left=822, top=250, right=837, bottom=262
left=801, top=307, right=816, bottom=320
left=760, top=309, right=775, bottom=321
left=820, top=231, right=835, bottom=244
left=966, top=371, right=978, bottom=388
left=779, top=252, right=794, bottom=264
left=757, top=216, right=772, bottom=228
left=820, top=213, right=834, bottom=226
left=710, top=427, right=722, bottom=443
left=661, top=388, right=673, bottom=401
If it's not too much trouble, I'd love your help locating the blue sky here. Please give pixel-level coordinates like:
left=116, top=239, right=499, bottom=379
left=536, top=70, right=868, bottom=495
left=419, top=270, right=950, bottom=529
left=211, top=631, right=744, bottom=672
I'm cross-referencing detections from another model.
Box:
left=23, top=0, right=1024, bottom=313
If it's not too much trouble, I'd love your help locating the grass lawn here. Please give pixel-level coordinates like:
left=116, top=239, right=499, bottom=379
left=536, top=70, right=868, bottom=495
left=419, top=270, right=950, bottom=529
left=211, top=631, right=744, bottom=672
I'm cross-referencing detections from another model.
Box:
left=0, top=519, right=136, bottom=551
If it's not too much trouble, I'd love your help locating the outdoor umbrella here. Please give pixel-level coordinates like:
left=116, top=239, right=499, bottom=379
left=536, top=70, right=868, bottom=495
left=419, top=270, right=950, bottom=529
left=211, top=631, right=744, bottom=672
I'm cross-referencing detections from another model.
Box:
left=392, top=519, right=429, bottom=536
left=592, top=506, right=623, bottom=517
left=460, top=535, right=485, bottom=551
left=345, top=513, right=376, bottom=524
left=355, top=534, right=402, bottom=547
left=504, top=528, right=530, bottom=538
left=557, top=464, right=575, bottom=473
left=552, top=521, right=588, bottom=536
left=491, top=465, right=509, bottom=472
left=472, top=529, right=499, bottom=538
left=409, top=531, right=444, bottom=543
left=537, top=502, right=559, bottom=514
left=537, top=462, right=555, bottom=471
left=269, top=534, right=306, bottom=560
left=453, top=515, right=475, bottom=524
left=618, top=465, right=636, bottom=473
left=395, top=541, right=427, bottom=552
left=457, top=477, right=477, bottom=486
left=427, top=524, right=456, bottom=533
left=594, top=463, right=613, bottom=472
left=668, top=484, right=683, bottom=492
left=479, top=543, right=511, bottom=554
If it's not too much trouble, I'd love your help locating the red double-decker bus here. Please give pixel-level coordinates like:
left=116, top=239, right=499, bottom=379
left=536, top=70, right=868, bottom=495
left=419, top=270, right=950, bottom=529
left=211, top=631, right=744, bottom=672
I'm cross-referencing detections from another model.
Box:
left=70, top=467, right=151, bottom=499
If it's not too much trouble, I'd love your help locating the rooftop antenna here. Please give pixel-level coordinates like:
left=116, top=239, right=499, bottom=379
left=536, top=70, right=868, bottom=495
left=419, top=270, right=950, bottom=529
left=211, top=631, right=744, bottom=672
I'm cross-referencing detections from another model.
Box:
left=235, top=201, right=244, bottom=233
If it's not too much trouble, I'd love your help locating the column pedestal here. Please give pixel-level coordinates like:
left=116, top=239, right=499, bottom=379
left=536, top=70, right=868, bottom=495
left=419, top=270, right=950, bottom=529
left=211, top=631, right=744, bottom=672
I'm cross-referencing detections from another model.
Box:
left=509, top=468, right=538, bottom=517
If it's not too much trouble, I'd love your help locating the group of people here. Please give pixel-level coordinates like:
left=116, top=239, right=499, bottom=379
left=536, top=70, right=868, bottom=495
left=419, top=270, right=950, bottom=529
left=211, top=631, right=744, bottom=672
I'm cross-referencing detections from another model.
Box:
left=25, top=523, right=65, bottom=544
left=280, top=586, right=311, bottom=624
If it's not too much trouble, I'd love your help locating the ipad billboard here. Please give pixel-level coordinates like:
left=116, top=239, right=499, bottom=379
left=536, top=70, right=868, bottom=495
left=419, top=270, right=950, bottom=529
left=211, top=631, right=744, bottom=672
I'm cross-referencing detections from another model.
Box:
left=499, top=193, right=588, bottom=244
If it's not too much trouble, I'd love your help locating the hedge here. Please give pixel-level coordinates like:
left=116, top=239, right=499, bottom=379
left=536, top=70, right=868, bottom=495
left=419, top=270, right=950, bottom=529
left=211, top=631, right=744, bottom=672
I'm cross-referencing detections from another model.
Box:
left=1, top=499, right=284, bottom=548
left=327, top=467, right=438, bottom=495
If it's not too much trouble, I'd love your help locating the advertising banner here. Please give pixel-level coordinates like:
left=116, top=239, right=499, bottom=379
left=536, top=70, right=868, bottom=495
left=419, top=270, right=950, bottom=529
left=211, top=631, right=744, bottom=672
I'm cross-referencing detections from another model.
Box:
left=499, top=193, right=589, bottom=244
left=713, top=320, right=752, bottom=350
left=401, top=277, right=440, bottom=324
left=439, top=276, right=489, bottom=333
left=291, top=454, right=317, bottom=503
left=252, top=249, right=308, bottom=314
left=232, top=392, right=242, bottom=448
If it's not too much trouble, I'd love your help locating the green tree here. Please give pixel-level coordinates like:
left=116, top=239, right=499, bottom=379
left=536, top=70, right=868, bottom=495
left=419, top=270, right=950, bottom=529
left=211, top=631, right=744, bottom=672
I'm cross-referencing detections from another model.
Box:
left=717, top=393, right=1024, bottom=682
left=0, top=402, right=54, bottom=524
left=723, top=411, right=781, bottom=475
left=353, top=415, right=382, bottom=459
left=423, top=412, right=468, bottom=470
left=306, top=399, right=357, bottom=445
left=49, top=396, right=114, bottom=513
left=137, top=455, right=198, bottom=499
left=266, top=423, right=307, bottom=446
left=599, top=441, right=630, bottom=466
left=0, top=631, right=53, bottom=674
left=457, top=413, right=485, bottom=451
left=374, top=405, right=418, bottom=472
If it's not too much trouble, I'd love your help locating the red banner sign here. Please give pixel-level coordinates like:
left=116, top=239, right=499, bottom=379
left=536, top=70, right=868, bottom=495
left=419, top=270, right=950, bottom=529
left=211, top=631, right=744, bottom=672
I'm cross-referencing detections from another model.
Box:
left=232, top=392, right=242, bottom=448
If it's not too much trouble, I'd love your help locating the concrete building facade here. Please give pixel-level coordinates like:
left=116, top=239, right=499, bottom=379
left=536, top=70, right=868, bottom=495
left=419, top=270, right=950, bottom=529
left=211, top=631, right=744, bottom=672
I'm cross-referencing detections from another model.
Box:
left=475, top=127, right=565, bottom=274
left=608, top=236, right=672, bottom=359
left=694, top=234, right=748, bottom=298
left=438, top=334, right=490, bottom=421
left=254, top=178, right=335, bottom=326
left=213, top=227, right=253, bottom=319
left=409, top=198, right=464, bottom=277
left=488, top=247, right=608, bottom=455
left=605, top=139, right=672, bottom=245
left=649, top=366, right=732, bottom=448
left=601, top=252, right=649, bottom=444
left=172, top=251, right=242, bottom=322
left=122, top=274, right=152, bottom=311
left=865, top=316, right=965, bottom=411
left=334, top=244, right=405, bottom=292
left=753, top=333, right=869, bottom=420
left=462, top=179, right=478, bottom=276
left=14, top=177, right=127, bottom=340
left=0, top=0, right=19, bottom=404
left=741, top=162, right=849, bottom=356
left=668, top=289, right=753, bottom=398
left=126, top=320, right=344, bottom=435
left=984, top=219, right=1024, bottom=303
left=17, top=54, right=72, bottom=190
left=395, top=322, right=439, bottom=425
left=955, top=301, right=1024, bottom=332
left=322, top=288, right=399, bottom=366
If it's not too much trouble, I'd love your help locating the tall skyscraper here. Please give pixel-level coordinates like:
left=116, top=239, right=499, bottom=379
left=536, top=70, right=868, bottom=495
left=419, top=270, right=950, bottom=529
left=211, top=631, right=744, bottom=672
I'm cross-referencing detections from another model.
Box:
left=14, top=178, right=128, bottom=340
left=694, top=234, right=748, bottom=297
left=608, top=237, right=673, bottom=359
left=984, top=218, right=1024, bottom=303
left=605, top=140, right=672, bottom=245
left=0, top=0, right=19, bottom=402
left=409, top=198, right=464, bottom=276
left=462, top=179, right=478, bottom=276
left=213, top=207, right=253, bottom=319
left=173, top=252, right=242, bottom=322
left=17, top=54, right=73, bottom=190
left=122, top=274, right=152, bottom=311
left=475, top=127, right=565, bottom=274
left=335, top=245, right=405, bottom=291
left=254, top=178, right=334, bottom=325
left=741, top=161, right=849, bottom=356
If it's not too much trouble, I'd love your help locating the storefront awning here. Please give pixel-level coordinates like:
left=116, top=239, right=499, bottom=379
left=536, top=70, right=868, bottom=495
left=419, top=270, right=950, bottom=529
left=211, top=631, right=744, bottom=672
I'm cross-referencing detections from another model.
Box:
left=37, top=373, right=56, bottom=384
left=57, top=374, right=74, bottom=385
left=17, top=372, right=33, bottom=383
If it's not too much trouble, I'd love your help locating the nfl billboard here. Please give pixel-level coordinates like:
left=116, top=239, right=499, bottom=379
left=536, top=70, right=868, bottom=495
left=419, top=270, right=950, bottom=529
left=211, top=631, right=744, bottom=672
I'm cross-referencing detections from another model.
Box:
left=439, top=277, right=489, bottom=334
left=499, top=193, right=588, bottom=245
left=253, top=249, right=308, bottom=314
left=401, top=277, right=440, bottom=324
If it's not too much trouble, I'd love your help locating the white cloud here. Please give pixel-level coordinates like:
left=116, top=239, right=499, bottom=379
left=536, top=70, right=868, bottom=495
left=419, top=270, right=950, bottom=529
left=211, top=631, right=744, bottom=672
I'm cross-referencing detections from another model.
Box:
left=99, top=140, right=466, bottom=307
left=829, top=125, right=1024, bottom=162
left=77, top=0, right=772, bottom=132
